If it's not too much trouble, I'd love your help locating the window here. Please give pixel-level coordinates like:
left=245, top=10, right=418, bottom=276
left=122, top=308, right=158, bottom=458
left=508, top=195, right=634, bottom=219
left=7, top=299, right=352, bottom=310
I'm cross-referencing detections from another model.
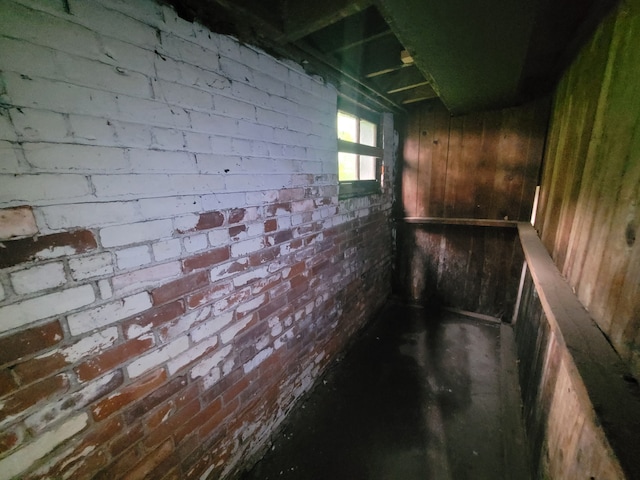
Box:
left=337, top=110, right=384, bottom=198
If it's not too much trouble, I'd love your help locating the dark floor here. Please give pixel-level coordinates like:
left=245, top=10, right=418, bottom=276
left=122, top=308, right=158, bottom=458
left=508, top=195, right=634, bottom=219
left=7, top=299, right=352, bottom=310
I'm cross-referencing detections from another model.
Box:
left=240, top=302, right=530, bottom=480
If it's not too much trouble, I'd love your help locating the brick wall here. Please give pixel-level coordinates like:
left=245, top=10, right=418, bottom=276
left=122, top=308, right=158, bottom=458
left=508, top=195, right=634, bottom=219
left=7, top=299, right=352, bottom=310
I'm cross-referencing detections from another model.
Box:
left=0, top=1, right=395, bottom=478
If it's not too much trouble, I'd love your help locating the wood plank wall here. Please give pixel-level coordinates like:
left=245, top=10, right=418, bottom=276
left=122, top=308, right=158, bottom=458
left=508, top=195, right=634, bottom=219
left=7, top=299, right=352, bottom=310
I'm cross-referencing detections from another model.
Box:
left=402, top=98, right=549, bottom=221
left=536, top=2, right=640, bottom=378
left=396, top=99, right=548, bottom=315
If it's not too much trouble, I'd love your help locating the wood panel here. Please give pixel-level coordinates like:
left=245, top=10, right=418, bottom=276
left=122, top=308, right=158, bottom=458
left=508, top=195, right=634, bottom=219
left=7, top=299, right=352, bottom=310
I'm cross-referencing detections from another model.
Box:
left=401, top=98, right=549, bottom=221
left=395, top=223, right=523, bottom=319
left=535, top=2, right=640, bottom=378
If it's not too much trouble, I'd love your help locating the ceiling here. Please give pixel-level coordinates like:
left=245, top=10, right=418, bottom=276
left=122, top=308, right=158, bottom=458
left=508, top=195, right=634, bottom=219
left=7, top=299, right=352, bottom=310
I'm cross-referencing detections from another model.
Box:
left=163, top=0, right=617, bottom=115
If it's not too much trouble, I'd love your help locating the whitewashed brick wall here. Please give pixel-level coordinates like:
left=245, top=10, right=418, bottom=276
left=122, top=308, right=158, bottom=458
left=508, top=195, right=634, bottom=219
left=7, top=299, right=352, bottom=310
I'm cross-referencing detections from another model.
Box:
left=0, top=1, right=394, bottom=479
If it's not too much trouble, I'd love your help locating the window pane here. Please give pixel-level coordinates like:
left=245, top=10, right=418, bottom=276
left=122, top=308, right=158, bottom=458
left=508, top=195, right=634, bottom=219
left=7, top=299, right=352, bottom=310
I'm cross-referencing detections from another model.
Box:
left=339, top=152, right=358, bottom=181
left=359, top=120, right=376, bottom=147
left=337, top=112, right=357, bottom=142
left=359, top=156, right=376, bottom=180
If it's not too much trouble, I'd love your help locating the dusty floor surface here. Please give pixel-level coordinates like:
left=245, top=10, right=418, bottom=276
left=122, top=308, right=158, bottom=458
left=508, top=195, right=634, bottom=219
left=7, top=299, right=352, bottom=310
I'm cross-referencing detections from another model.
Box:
left=240, top=302, right=530, bottom=480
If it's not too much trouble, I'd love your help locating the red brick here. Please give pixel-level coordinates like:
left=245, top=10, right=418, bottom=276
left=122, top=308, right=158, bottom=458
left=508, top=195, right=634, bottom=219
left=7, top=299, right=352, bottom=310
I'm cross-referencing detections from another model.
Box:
left=264, top=218, right=277, bottom=233
left=265, top=202, right=291, bottom=216
left=94, top=445, right=144, bottom=480
left=92, top=369, right=167, bottom=421
left=0, top=430, right=19, bottom=455
left=249, top=246, right=279, bottom=266
left=0, top=229, right=97, bottom=269
left=0, top=320, right=64, bottom=366
left=228, top=208, right=246, bottom=224
left=182, top=247, right=230, bottom=273
left=110, top=422, right=144, bottom=457
left=228, top=224, right=246, bottom=239
left=123, top=301, right=185, bottom=339
left=145, top=397, right=201, bottom=448
left=288, top=275, right=310, bottom=300
left=0, top=368, right=18, bottom=396
left=195, top=211, right=224, bottom=231
left=13, top=353, right=68, bottom=385
left=0, top=374, right=69, bottom=422
left=151, top=272, right=209, bottom=305
left=176, top=396, right=222, bottom=444
left=186, top=281, right=232, bottom=309
left=76, top=336, right=155, bottom=382
left=283, top=261, right=307, bottom=279
left=197, top=397, right=236, bottom=440
left=122, top=375, right=187, bottom=425
left=258, top=294, right=287, bottom=320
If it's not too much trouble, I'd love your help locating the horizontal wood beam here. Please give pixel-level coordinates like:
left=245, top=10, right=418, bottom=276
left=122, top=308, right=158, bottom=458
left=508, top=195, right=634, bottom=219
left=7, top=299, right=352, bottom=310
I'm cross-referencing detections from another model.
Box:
left=403, top=217, right=518, bottom=228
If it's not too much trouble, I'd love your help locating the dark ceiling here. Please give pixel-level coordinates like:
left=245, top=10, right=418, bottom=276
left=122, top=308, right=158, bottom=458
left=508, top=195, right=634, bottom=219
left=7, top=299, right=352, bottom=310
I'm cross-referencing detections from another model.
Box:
left=163, top=0, right=617, bottom=115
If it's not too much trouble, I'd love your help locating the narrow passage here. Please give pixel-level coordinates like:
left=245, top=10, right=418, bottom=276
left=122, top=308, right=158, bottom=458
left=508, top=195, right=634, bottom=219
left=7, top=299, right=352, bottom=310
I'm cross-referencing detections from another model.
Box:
left=241, top=302, right=530, bottom=480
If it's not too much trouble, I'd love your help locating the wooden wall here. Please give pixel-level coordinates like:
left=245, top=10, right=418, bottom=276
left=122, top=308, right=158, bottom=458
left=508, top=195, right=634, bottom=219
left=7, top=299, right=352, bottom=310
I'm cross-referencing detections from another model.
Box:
left=402, top=98, right=548, bottom=221
left=396, top=99, right=548, bottom=316
left=536, top=1, right=640, bottom=379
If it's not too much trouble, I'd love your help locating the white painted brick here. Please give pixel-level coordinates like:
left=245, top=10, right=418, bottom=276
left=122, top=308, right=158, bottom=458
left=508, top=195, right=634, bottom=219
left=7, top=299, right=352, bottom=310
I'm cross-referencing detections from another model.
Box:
left=0, top=36, right=58, bottom=82
left=231, top=82, right=270, bottom=108
left=258, top=53, right=289, bottom=81
left=233, top=266, right=269, bottom=287
left=183, top=234, right=208, bottom=253
left=209, top=258, right=248, bottom=281
left=10, top=108, right=68, bottom=143
left=0, top=285, right=95, bottom=334
left=253, top=72, right=285, bottom=96
left=67, top=292, right=151, bottom=336
left=0, top=174, right=91, bottom=205
left=174, top=214, right=199, bottom=233
left=67, top=0, right=159, bottom=48
left=46, top=327, right=119, bottom=365
left=0, top=283, right=5, bottom=302
left=153, top=238, right=182, bottom=261
left=170, top=174, right=225, bottom=194
left=236, top=294, right=267, bottom=316
left=126, top=335, right=189, bottom=378
left=183, top=132, right=212, bottom=153
left=243, top=347, right=274, bottom=374
left=0, top=413, right=88, bottom=480
left=201, top=367, right=221, bottom=390
left=100, top=219, right=173, bottom=248
left=230, top=237, right=264, bottom=257
left=98, top=279, right=113, bottom=299
left=115, top=96, right=190, bottom=129
left=190, top=312, right=233, bottom=343
left=25, top=371, right=116, bottom=433
left=112, top=261, right=181, bottom=295
left=129, top=149, right=195, bottom=173
left=200, top=192, right=245, bottom=211
left=112, top=121, right=153, bottom=148
left=54, top=50, right=152, bottom=98
left=159, top=33, right=219, bottom=71
left=225, top=174, right=293, bottom=193
left=166, top=336, right=218, bottom=375
left=3, top=72, right=119, bottom=118
left=219, top=56, right=253, bottom=83
left=150, top=127, right=185, bottom=150
left=10, top=262, right=66, bottom=295
left=190, top=111, right=238, bottom=136
left=256, top=108, right=288, bottom=129
left=190, top=344, right=231, bottom=380
left=0, top=2, right=102, bottom=59
left=159, top=306, right=211, bottom=342
left=40, top=202, right=140, bottom=230
left=138, top=196, right=202, bottom=220
left=115, top=246, right=152, bottom=269
left=69, top=253, right=114, bottom=280
left=220, top=315, right=254, bottom=344
left=214, top=96, right=256, bottom=120
left=155, top=80, right=213, bottom=110
left=98, top=36, right=156, bottom=77
left=195, top=154, right=241, bottom=175
left=23, top=143, right=128, bottom=173
left=68, top=114, right=116, bottom=145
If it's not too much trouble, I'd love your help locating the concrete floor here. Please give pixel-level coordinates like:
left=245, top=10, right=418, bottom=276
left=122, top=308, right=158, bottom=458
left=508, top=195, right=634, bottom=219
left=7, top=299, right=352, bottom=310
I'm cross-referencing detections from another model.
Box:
left=240, top=302, right=530, bottom=480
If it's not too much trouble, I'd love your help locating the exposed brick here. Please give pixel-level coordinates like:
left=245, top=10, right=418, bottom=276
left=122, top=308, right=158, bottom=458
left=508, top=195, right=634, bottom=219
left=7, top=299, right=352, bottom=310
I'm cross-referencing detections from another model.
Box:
left=67, top=292, right=152, bottom=336
left=75, top=335, right=155, bottom=382
left=258, top=294, right=288, bottom=320
left=145, top=397, right=201, bottom=448
left=186, top=282, right=233, bottom=309
left=249, top=246, right=279, bottom=266
left=91, top=368, right=167, bottom=421
left=195, top=211, right=224, bottom=231
left=264, top=218, right=277, bottom=233
left=0, top=230, right=97, bottom=269
left=182, top=247, right=230, bottom=273
left=151, top=271, right=209, bottom=305
left=122, top=375, right=188, bottom=425
left=0, top=430, right=19, bottom=455
left=228, top=208, right=246, bottom=224
left=109, top=422, right=144, bottom=458
left=0, top=369, right=18, bottom=396
left=228, top=224, right=246, bottom=239
left=123, top=301, right=186, bottom=339
left=0, top=206, right=38, bottom=240
left=0, top=374, right=69, bottom=423
left=0, top=320, right=63, bottom=366
left=13, top=353, right=68, bottom=386
left=120, top=438, right=176, bottom=480
left=112, top=261, right=182, bottom=295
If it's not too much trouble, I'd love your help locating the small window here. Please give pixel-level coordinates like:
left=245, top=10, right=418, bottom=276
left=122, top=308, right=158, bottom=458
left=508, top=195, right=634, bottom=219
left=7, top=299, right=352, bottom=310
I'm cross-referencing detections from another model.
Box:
left=337, top=110, right=383, bottom=198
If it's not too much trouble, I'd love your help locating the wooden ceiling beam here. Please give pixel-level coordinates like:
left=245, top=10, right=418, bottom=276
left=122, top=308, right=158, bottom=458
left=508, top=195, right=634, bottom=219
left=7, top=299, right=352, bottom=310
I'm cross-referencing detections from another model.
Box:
left=281, top=0, right=373, bottom=43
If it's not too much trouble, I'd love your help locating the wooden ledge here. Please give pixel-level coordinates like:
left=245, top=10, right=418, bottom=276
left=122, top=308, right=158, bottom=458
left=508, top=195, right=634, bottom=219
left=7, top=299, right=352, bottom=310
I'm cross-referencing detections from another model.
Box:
left=403, top=217, right=519, bottom=228
left=517, top=222, right=640, bottom=479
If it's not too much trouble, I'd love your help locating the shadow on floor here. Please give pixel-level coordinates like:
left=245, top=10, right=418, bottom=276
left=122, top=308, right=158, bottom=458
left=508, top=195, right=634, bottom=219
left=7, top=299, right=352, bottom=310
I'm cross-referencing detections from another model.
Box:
left=240, top=301, right=530, bottom=480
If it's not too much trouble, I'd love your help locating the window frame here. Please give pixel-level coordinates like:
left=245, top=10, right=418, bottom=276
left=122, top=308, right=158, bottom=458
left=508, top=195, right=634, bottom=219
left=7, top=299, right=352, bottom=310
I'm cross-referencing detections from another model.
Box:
left=337, top=109, right=384, bottom=199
